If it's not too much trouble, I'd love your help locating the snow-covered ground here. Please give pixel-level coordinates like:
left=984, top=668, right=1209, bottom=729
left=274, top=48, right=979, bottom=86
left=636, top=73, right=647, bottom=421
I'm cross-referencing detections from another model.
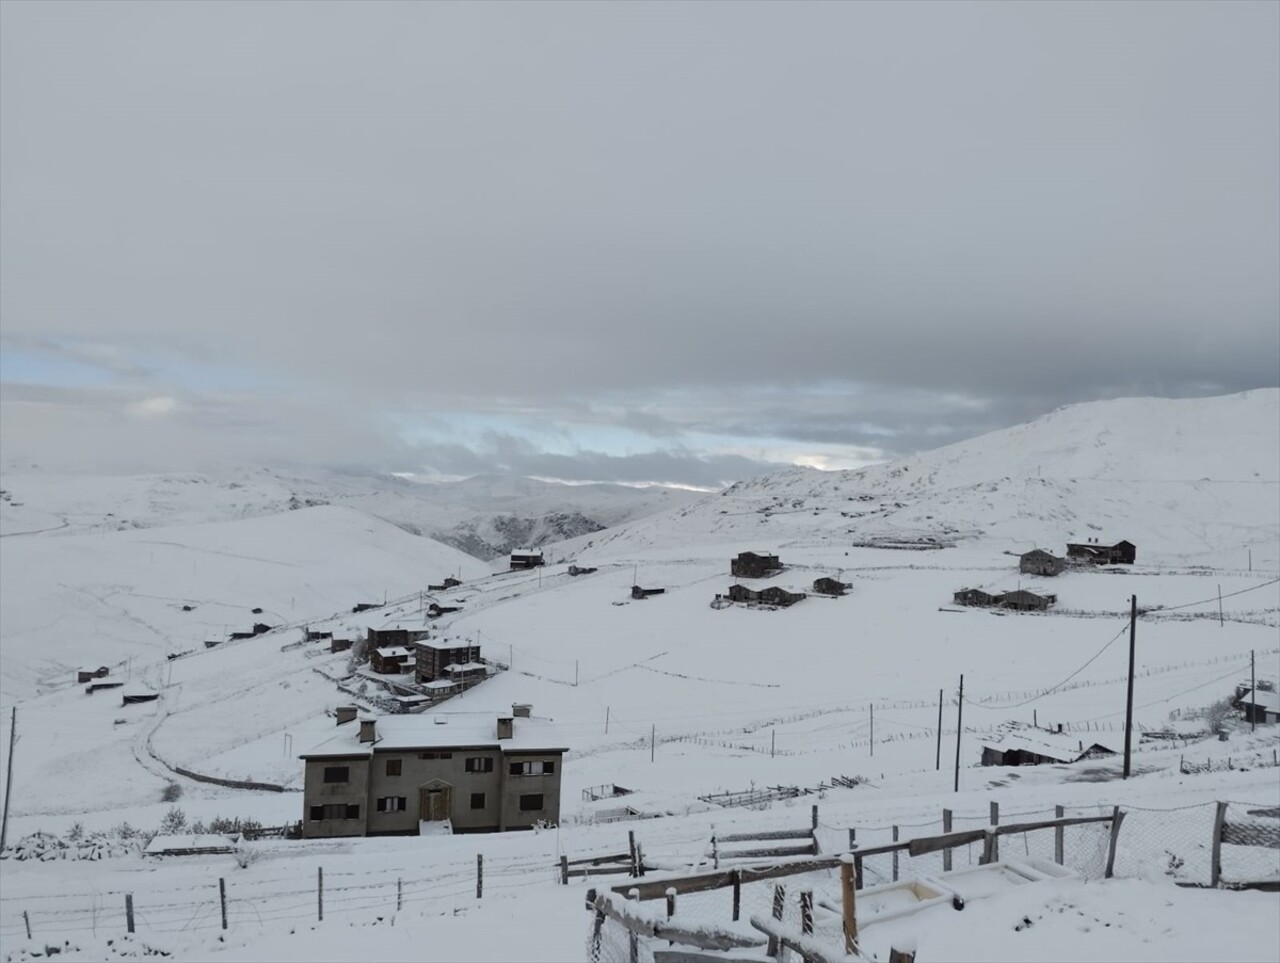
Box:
left=1, top=390, right=1278, bottom=961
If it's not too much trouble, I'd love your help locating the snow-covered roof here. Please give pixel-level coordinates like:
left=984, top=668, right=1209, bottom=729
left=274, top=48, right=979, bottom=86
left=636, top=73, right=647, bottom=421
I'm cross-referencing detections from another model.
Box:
left=423, top=679, right=460, bottom=690
left=300, top=711, right=568, bottom=758
left=1239, top=688, right=1280, bottom=712
left=444, top=661, right=487, bottom=674
left=977, top=721, right=1116, bottom=763
left=375, top=646, right=412, bottom=658
left=421, top=638, right=478, bottom=650
left=376, top=621, right=429, bottom=633
left=144, top=834, right=239, bottom=855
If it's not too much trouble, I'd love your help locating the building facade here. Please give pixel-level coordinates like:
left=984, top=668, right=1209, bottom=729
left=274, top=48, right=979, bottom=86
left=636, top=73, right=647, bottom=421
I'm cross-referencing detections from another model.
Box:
left=300, top=709, right=567, bottom=838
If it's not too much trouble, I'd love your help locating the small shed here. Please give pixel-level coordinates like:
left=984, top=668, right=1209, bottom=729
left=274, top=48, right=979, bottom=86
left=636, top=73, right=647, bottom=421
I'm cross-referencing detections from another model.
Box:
left=726, top=584, right=759, bottom=603
left=76, top=666, right=110, bottom=684
left=997, top=590, right=1057, bottom=612
left=758, top=586, right=806, bottom=608
left=329, top=637, right=354, bottom=654
left=979, top=722, right=1116, bottom=767
left=568, top=565, right=598, bottom=576
left=630, top=586, right=666, bottom=600
left=352, top=602, right=382, bottom=613
left=1236, top=688, right=1280, bottom=725
left=144, top=834, right=240, bottom=857
left=85, top=680, right=124, bottom=695
left=731, top=552, right=783, bottom=579
left=444, top=661, right=488, bottom=682
left=812, top=577, right=851, bottom=597
left=1019, top=550, right=1065, bottom=576
left=122, top=688, right=160, bottom=706
left=953, top=588, right=998, bottom=607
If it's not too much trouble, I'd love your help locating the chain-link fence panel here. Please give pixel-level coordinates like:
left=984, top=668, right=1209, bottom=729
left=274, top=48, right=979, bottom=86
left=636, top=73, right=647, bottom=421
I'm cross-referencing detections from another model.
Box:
left=1107, top=802, right=1217, bottom=885
left=1221, top=802, right=1280, bottom=885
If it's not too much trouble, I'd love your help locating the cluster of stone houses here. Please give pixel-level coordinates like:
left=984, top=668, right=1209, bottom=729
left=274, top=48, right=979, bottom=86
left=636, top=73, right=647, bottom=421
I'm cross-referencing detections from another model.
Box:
left=299, top=703, right=566, bottom=838
left=719, top=553, right=851, bottom=608
left=1017, top=539, right=1136, bottom=576
left=953, top=588, right=1058, bottom=611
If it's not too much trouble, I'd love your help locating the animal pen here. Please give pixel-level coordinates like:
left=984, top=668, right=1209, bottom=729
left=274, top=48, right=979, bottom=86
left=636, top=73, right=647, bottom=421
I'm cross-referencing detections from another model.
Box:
left=582, top=807, right=1127, bottom=963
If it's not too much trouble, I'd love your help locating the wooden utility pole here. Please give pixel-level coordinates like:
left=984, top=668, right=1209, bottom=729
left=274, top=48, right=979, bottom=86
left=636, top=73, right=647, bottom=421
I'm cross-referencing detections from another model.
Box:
left=936, top=688, right=943, bottom=770
left=1123, top=596, right=1137, bottom=779
left=317, top=867, right=324, bottom=921
left=1251, top=650, right=1256, bottom=733
left=1218, top=585, right=1224, bottom=627
left=869, top=704, right=874, bottom=757
left=219, top=878, right=228, bottom=929
left=1, top=706, right=15, bottom=851
left=953, top=675, right=964, bottom=792
left=650, top=724, right=655, bottom=763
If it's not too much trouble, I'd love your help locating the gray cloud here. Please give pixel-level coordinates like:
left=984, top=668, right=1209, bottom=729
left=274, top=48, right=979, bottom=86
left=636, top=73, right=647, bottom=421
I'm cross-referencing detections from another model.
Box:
left=1, top=2, right=1276, bottom=485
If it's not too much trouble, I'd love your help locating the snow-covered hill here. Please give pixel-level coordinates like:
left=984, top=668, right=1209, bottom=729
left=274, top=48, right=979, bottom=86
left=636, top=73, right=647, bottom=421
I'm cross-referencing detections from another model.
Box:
left=564, top=390, right=1280, bottom=569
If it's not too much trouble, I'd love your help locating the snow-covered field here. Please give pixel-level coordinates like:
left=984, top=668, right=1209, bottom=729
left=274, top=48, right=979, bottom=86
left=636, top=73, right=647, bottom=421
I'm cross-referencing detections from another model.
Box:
left=1, top=391, right=1278, bottom=961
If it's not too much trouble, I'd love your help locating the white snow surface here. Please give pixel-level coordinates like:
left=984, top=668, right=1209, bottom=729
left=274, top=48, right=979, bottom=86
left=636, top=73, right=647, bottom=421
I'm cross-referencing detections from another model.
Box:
left=1, top=390, right=1278, bottom=961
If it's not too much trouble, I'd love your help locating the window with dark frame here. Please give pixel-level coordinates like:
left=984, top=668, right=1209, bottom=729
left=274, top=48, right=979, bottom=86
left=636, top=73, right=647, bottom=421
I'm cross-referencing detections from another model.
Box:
left=385, top=758, right=402, bottom=776
left=518, top=793, right=544, bottom=812
left=509, top=760, right=555, bottom=776
left=470, top=792, right=486, bottom=810
left=323, top=766, right=349, bottom=783
left=376, top=796, right=406, bottom=813
left=466, top=757, right=494, bottom=773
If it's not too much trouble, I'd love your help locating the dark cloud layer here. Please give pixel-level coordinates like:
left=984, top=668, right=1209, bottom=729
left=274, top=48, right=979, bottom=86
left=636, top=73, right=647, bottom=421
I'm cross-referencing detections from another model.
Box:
left=2, top=3, right=1276, bottom=483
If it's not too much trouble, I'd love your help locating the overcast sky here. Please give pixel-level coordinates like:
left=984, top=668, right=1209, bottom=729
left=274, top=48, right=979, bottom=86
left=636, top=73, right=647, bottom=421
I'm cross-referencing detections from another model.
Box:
left=2, top=1, right=1277, bottom=487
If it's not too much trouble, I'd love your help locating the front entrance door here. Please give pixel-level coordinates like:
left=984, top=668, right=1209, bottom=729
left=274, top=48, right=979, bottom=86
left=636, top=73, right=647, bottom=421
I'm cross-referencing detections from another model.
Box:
left=419, top=785, right=452, bottom=822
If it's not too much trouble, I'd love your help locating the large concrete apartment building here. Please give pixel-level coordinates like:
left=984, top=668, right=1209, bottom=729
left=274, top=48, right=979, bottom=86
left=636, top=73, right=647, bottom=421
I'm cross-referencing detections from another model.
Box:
left=299, top=705, right=567, bottom=838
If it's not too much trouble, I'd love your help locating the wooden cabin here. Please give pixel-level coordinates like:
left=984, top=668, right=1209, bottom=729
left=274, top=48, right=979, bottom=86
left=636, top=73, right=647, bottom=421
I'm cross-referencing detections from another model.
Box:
left=1019, top=549, right=1065, bottom=576
left=370, top=646, right=413, bottom=674
left=630, top=586, right=666, bottom=600
left=1066, top=540, right=1136, bottom=565
left=812, top=577, right=850, bottom=597
left=953, top=588, right=998, bottom=607
left=731, top=552, right=783, bottom=579
left=758, top=586, right=806, bottom=608
left=979, top=722, right=1116, bottom=767
left=997, top=590, right=1057, bottom=612
left=509, top=549, right=545, bottom=570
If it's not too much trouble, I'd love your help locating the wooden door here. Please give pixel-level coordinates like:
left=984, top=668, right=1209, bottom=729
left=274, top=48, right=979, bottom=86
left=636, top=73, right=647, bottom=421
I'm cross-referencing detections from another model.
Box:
left=419, top=786, right=451, bottom=821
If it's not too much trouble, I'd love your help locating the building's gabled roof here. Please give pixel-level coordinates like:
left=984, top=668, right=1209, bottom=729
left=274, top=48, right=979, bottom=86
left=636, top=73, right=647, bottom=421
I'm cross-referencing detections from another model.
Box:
left=978, top=721, right=1115, bottom=763
left=419, top=638, right=479, bottom=651
left=1238, top=688, right=1280, bottom=712
left=1020, top=549, right=1060, bottom=559
left=443, top=661, right=487, bottom=674
left=375, top=620, right=430, bottom=633
left=375, top=646, right=412, bottom=659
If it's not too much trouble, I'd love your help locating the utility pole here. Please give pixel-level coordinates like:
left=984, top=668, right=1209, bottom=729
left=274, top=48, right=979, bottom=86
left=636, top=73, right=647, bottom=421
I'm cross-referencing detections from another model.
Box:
left=1, top=707, right=15, bottom=851
left=869, top=704, right=874, bottom=757
left=574, top=660, right=579, bottom=687
left=936, top=688, right=943, bottom=771
left=953, top=675, right=964, bottom=793
left=1123, top=595, right=1137, bottom=779
left=650, top=724, right=655, bottom=763
left=1251, top=649, right=1256, bottom=733
left=1217, top=585, right=1224, bottom=627
left=605, top=707, right=610, bottom=735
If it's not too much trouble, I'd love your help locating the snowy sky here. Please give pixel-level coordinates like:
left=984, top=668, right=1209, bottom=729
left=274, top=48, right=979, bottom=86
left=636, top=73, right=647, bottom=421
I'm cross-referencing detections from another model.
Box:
left=2, top=1, right=1277, bottom=486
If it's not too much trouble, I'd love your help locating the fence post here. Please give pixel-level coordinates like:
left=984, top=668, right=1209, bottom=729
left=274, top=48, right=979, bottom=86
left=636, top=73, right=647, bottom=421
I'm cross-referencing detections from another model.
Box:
left=588, top=889, right=605, bottom=961
left=892, top=825, right=900, bottom=881
left=397, top=877, right=402, bottom=912
left=629, top=830, right=638, bottom=876
left=766, top=884, right=786, bottom=956
left=477, top=854, right=484, bottom=898
left=847, top=827, right=855, bottom=851
left=942, top=808, right=953, bottom=872
left=728, top=869, right=741, bottom=921
left=219, top=877, right=228, bottom=930
left=627, top=888, right=640, bottom=963
left=1210, top=801, right=1228, bottom=887
left=560, top=855, right=569, bottom=885
left=317, top=867, right=323, bottom=922
left=988, top=801, right=1000, bottom=863
left=854, top=852, right=864, bottom=890
left=811, top=804, right=819, bottom=832
left=125, top=894, right=134, bottom=934
left=800, top=890, right=814, bottom=936
left=889, top=947, right=917, bottom=963
left=711, top=826, right=719, bottom=870
left=1054, top=806, right=1065, bottom=865
left=840, top=854, right=858, bottom=955
left=1105, top=807, right=1126, bottom=879
left=666, top=887, right=676, bottom=919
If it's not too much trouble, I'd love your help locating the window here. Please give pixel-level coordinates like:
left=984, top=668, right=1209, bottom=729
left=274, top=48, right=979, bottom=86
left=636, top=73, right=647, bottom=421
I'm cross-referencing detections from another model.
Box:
left=323, top=766, right=349, bottom=784
left=509, top=760, right=555, bottom=776
left=385, top=758, right=402, bottom=777
left=310, top=804, right=359, bottom=820
left=418, top=751, right=455, bottom=760
left=465, top=757, right=494, bottom=773
left=470, top=792, right=486, bottom=810
left=518, top=793, right=544, bottom=812
left=376, top=796, right=407, bottom=813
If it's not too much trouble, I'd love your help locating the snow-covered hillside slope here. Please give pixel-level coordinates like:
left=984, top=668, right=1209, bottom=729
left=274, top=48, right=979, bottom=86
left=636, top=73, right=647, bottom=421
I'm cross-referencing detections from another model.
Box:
left=0, top=466, right=700, bottom=558
left=565, top=390, right=1280, bottom=569
left=0, top=506, right=490, bottom=702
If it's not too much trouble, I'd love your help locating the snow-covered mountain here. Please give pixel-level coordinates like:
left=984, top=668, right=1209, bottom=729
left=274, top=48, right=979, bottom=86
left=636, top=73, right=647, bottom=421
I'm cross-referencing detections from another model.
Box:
left=0, top=466, right=701, bottom=559
left=565, top=390, right=1280, bottom=569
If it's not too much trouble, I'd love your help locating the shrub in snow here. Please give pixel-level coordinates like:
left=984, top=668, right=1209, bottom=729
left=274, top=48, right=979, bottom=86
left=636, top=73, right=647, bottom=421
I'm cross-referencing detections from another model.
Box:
left=159, top=807, right=187, bottom=835
left=160, top=781, right=182, bottom=802
left=232, top=846, right=261, bottom=869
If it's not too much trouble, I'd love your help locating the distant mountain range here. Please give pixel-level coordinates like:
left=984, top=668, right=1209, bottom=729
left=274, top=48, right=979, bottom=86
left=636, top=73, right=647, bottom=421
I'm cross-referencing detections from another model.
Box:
left=0, top=466, right=702, bottom=559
